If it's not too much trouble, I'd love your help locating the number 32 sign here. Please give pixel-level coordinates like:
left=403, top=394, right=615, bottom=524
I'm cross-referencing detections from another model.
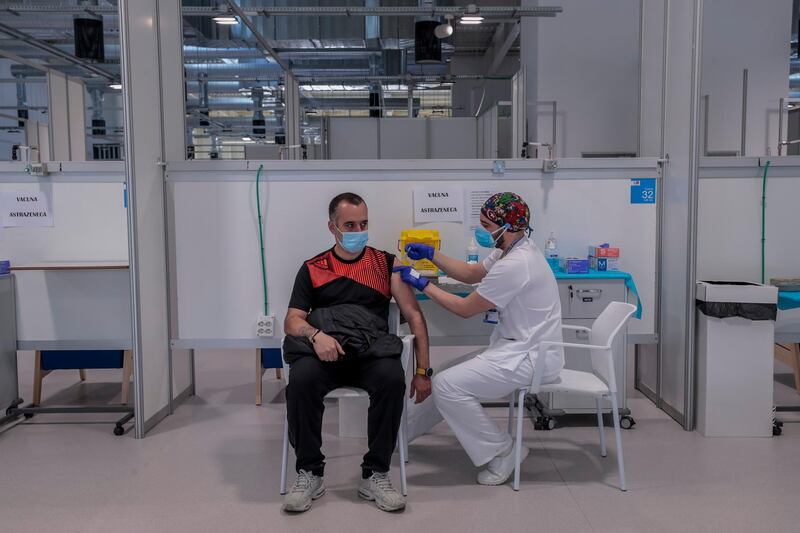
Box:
left=630, top=178, right=656, bottom=204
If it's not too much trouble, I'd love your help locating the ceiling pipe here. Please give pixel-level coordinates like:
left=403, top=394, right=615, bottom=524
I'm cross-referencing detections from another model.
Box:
left=224, top=0, right=292, bottom=74
left=0, top=21, right=117, bottom=81
left=0, top=4, right=562, bottom=17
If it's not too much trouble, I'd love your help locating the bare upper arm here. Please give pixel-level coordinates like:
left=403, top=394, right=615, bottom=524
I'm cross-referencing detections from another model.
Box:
left=390, top=258, right=424, bottom=320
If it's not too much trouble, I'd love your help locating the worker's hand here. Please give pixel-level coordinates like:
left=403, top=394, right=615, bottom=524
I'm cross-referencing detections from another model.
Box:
left=392, top=266, right=430, bottom=291
left=312, top=332, right=345, bottom=362
left=410, top=375, right=432, bottom=404
left=405, top=243, right=435, bottom=261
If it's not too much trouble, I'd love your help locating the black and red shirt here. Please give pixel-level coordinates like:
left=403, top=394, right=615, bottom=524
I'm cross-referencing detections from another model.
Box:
left=288, top=246, right=396, bottom=323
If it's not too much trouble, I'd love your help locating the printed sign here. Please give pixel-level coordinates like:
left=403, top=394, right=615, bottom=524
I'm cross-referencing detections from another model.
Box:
left=413, top=186, right=464, bottom=223
left=2, top=191, right=54, bottom=227
left=465, top=186, right=501, bottom=232
left=630, top=178, right=656, bottom=204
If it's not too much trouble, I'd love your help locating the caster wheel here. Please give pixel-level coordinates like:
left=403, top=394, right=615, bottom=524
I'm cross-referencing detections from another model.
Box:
left=775, top=420, right=784, bottom=428
left=535, top=416, right=555, bottom=430
left=113, top=426, right=125, bottom=436
left=773, top=425, right=782, bottom=436
left=24, top=413, right=34, bottom=419
left=620, top=416, right=636, bottom=430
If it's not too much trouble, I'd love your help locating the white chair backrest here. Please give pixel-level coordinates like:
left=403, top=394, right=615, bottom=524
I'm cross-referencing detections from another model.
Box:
left=589, top=302, right=636, bottom=391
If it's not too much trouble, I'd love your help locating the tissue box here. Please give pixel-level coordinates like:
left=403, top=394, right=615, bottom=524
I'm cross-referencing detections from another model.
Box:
left=590, top=256, right=620, bottom=272
left=560, top=257, right=590, bottom=274
left=588, top=245, right=620, bottom=258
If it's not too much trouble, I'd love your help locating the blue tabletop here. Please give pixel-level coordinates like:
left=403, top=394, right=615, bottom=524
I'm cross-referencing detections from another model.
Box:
left=779, top=291, right=800, bottom=311
left=418, top=269, right=642, bottom=320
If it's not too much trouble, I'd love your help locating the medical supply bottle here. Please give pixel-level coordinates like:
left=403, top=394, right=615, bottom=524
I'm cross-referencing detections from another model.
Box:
left=545, top=232, right=559, bottom=269
left=467, top=237, right=479, bottom=264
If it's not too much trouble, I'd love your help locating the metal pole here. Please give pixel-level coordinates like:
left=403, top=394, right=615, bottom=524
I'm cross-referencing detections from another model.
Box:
left=407, top=82, right=413, bottom=117
left=740, top=68, right=748, bottom=156
left=683, top=0, right=704, bottom=432
left=778, top=97, right=785, bottom=156
left=118, top=0, right=146, bottom=439
left=702, top=95, right=709, bottom=156
left=552, top=101, right=557, bottom=157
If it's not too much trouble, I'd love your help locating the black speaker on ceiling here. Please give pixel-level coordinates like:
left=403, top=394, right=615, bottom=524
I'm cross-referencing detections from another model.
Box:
left=369, top=90, right=381, bottom=118
left=74, top=16, right=105, bottom=62
left=415, top=20, right=442, bottom=64
left=92, top=118, right=106, bottom=136
left=253, top=118, right=266, bottom=136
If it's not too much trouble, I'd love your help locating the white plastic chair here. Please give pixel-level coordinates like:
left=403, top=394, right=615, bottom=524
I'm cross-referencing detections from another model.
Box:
left=279, top=335, right=414, bottom=496
left=508, top=302, right=637, bottom=492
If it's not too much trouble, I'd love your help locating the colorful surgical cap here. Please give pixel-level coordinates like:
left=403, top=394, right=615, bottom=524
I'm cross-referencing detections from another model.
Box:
left=481, top=192, right=531, bottom=232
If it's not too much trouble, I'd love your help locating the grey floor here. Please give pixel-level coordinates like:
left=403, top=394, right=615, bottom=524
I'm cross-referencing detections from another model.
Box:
left=1, top=349, right=799, bottom=533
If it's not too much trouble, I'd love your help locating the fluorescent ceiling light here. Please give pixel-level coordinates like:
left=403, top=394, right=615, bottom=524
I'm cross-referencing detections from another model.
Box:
left=108, top=83, right=122, bottom=90
left=212, top=15, right=239, bottom=25
left=242, top=136, right=252, bottom=141
left=459, top=16, right=484, bottom=24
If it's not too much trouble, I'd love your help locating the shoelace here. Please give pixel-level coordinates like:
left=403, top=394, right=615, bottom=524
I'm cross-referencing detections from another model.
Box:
left=291, top=471, right=312, bottom=494
left=373, top=473, right=396, bottom=493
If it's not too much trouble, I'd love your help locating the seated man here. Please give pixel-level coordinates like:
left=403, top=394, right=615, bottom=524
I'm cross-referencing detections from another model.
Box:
left=282, top=192, right=431, bottom=513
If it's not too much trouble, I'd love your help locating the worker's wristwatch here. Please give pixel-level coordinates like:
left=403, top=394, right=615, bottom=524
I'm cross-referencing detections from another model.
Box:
left=415, top=367, right=434, bottom=378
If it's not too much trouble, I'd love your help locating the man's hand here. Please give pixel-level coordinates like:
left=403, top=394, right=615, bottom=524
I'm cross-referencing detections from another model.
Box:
left=392, top=266, right=430, bottom=291
left=405, top=243, right=435, bottom=261
left=312, top=332, right=345, bottom=362
left=410, top=375, right=432, bottom=404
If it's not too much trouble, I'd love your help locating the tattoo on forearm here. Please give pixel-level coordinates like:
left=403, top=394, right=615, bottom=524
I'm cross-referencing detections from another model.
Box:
left=298, top=325, right=316, bottom=338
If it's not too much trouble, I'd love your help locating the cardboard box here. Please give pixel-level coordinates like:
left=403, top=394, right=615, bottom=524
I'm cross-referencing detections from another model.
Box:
left=588, top=245, right=620, bottom=258
left=559, top=257, right=590, bottom=274
left=590, top=256, right=620, bottom=272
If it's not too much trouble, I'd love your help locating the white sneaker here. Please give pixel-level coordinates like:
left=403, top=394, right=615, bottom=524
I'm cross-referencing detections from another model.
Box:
left=477, top=446, right=530, bottom=486
left=283, top=470, right=325, bottom=513
left=358, top=472, right=406, bottom=512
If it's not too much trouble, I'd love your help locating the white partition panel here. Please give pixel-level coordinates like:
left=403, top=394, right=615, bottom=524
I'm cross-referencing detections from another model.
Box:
left=379, top=119, right=427, bottom=159
left=0, top=180, right=128, bottom=265
left=697, top=158, right=800, bottom=282
left=0, top=163, right=130, bottom=345
left=428, top=118, right=478, bottom=159
left=47, top=72, right=71, bottom=162
left=168, top=159, right=659, bottom=347
left=329, top=118, right=379, bottom=159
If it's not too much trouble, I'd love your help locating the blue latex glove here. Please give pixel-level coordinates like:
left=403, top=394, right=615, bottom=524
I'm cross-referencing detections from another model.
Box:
left=405, top=243, right=435, bottom=261
left=392, top=266, right=430, bottom=291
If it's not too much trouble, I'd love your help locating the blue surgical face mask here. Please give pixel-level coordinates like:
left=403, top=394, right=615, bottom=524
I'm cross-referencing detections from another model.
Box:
left=336, top=226, right=369, bottom=254
left=474, top=224, right=509, bottom=248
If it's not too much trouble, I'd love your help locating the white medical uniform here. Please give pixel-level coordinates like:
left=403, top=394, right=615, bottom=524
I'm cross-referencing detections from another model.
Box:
left=408, top=238, right=564, bottom=466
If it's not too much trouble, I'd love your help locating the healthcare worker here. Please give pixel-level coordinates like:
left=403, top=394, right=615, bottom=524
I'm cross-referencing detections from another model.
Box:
left=393, top=192, right=564, bottom=486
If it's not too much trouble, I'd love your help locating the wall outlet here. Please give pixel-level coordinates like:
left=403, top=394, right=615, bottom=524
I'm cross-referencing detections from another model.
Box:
left=256, top=314, right=275, bottom=337
left=28, top=162, right=49, bottom=176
